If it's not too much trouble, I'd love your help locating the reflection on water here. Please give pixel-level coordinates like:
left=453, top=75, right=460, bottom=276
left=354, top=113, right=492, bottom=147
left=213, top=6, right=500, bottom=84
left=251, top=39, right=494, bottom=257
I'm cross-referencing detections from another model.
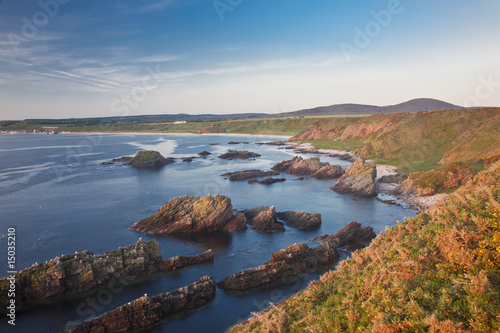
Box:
left=160, top=231, right=234, bottom=250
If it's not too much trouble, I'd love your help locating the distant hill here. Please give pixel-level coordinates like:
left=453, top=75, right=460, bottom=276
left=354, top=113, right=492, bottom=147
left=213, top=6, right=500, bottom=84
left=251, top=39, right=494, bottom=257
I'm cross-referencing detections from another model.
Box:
left=279, top=98, right=462, bottom=117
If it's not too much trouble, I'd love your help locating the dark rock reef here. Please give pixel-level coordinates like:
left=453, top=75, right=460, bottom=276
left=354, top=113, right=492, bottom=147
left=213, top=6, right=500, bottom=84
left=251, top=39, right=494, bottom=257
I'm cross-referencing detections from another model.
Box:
left=312, top=221, right=376, bottom=251
left=62, top=276, right=216, bottom=333
left=272, top=156, right=328, bottom=175
left=221, top=169, right=279, bottom=181
left=330, top=157, right=377, bottom=198
left=124, top=150, right=175, bottom=168
left=257, top=177, right=286, bottom=185
left=198, top=151, right=211, bottom=156
left=218, top=150, right=261, bottom=160
left=276, top=211, right=322, bottom=230
left=0, top=240, right=213, bottom=312
left=130, top=194, right=247, bottom=234
left=218, top=240, right=339, bottom=291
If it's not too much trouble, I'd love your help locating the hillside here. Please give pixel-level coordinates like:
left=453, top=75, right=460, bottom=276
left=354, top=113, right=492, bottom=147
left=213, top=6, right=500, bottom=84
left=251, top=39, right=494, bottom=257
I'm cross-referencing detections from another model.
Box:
left=230, top=160, right=500, bottom=332
left=280, top=98, right=462, bottom=117
left=292, top=108, right=500, bottom=172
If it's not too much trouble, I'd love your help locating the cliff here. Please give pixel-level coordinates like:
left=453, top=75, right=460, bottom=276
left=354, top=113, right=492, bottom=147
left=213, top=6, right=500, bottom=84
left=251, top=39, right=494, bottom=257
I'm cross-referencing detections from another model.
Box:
left=63, top=276, right=215, bottom=333
left=0, top=240, right=213, bottom=312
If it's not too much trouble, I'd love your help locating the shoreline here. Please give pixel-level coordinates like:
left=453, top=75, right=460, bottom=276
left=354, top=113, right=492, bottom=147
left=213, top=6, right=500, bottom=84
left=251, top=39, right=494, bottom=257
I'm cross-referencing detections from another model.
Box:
left=57, top=131, right=293, bottom=139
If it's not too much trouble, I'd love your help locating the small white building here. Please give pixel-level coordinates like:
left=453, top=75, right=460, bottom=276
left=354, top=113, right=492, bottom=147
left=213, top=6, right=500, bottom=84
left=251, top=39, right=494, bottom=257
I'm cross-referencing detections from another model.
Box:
left=173, top=121, right=187, bottom=124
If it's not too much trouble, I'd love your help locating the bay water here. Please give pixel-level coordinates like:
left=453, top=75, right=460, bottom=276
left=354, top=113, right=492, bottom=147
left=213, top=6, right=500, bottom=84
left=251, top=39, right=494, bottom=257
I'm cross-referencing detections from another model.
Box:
left=0, top=133, right=415, bottom=332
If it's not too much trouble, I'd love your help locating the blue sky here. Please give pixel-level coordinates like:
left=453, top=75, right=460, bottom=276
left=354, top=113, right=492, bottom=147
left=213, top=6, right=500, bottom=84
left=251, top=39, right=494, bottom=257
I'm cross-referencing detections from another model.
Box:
left=0, top=0, right=499, bottom=120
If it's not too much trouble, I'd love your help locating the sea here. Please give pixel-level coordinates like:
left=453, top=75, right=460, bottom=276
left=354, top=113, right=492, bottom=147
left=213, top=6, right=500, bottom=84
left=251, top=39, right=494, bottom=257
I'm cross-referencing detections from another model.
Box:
left=0, top=133, right=416, bottom=332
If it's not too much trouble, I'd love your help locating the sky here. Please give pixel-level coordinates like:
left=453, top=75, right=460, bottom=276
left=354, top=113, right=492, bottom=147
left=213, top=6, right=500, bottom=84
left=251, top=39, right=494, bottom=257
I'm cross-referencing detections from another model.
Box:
left=0, top=0, right=499, bottom=120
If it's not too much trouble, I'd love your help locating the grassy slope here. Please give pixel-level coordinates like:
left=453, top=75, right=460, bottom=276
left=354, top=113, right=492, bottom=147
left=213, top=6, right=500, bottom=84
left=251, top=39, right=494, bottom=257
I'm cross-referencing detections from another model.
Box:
left=297, top=108, right=500, bottom=173
left=230, top=161, right=500, bottom=333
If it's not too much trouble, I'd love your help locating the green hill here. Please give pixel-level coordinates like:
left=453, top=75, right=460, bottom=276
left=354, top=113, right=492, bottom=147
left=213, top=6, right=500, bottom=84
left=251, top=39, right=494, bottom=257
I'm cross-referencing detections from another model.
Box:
left=292, top=108, right=500, bottom=173
left=230, top=161, right=500, bottom=332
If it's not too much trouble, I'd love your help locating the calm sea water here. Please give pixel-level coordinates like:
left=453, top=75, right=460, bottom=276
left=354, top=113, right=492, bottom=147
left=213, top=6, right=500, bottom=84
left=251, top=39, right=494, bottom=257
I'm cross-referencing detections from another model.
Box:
left=0, top=133, right=415, bottom=333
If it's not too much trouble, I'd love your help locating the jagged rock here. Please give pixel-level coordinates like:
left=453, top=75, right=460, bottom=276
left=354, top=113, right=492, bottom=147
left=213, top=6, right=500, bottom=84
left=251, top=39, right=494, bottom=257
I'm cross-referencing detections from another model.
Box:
left=251, top=206, right=285, bottom=232
left=330, top=157, right=377, bottom=198
left=218, top=240, right=340, bottom=291
left=182, top=157, right=193, bottom=162
left=224, top=213, right=248, bottom=232
left=247, top=178, right=258, bottom=184
left=0, top=240, right=213, bottom=313
left=124, top=150, right=174, bottom=168
left=198, top=151, right=211, bottom=156
left=242, top=206, right=269, bottom=221
left=198, top=125, right=226, bottom=134
left=276, top=211, right=322, bottom=230
left=399, top=162, right=476, bottom=197
left=258, top=178, right=286, bottom=185
left=312, top=221, right=376, bottom=251
left=63, top=276, right=215, bottom=333
left=272, top=156, right=328, bottom=175
left=218, top=150, right=261, bottom=160
left=221, top=169, right=280, bottom=181
left=130, top=195, right=244, bottom=234
left=378, top=173, right=407, bottom=184
left=312, top=165, right=344, bottom=179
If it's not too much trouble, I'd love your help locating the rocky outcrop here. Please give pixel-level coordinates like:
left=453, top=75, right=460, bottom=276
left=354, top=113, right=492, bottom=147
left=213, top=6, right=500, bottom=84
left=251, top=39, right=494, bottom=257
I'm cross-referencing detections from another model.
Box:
left=330, top=157, right=377, bottom=198
left=0, top=240, right=213, bottom=312
left=198, top=124, right=226, bottom=134
left=312, top=165, right=344, bottom=179
left=399, top=162, right=476, bottom=197
left=130, top=195, right=247, bottom=234
left=218, top=240, right=340, bottom=291
left=63, top=276, right=216, bottom=333
left=258, top=178, right=286, bottom=185
left=272, top=156, right=328, bottom=175
left=312, top=221, right=376, bottom=251
left=276, top=211, right=321, bottom=230
left=224, top=213, right=248, bottom=232
left=198, top=151, right=211, bottom=156
left=251, top=206, right=285, bottom=232
left=378, top=173, right=407, bottom=184
left=218, top=150, right=261, bottom=160
left=221, top=169, right=280, bottom=181
left=124, top=150, right=174, bottom=168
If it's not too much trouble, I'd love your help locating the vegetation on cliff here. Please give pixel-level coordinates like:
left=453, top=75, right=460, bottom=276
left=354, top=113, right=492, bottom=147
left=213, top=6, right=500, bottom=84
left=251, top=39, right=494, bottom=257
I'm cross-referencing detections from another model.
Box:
left=293, top=108, right=500, bottom=173
left=230, top=161, right=500, bottom=332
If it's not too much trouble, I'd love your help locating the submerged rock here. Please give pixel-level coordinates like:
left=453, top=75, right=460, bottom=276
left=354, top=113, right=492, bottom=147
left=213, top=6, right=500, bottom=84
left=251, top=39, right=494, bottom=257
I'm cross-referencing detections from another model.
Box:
left=63, top=276, right=216, bottom=333
left=258, top=177, right=286, bottom=185
left=130, top=194, right=246, bottom=234
left=272, top=156, right=329, bottom=176
left=221, top=169, right=280, bottom=181
left=312, top=221, right=376, bottom=251
left=218, top=239, right=340, bottom=291
left=330, top=157, right=377, bottom=198
left=0, top=240, right=213, bottom=312
left=198, top=151, right=211, bottom=156
left=218, top=150, right=261, bottom=160
left=124, top=150, right=174, bottom=168
left=276, top=211, right=322, bottom=230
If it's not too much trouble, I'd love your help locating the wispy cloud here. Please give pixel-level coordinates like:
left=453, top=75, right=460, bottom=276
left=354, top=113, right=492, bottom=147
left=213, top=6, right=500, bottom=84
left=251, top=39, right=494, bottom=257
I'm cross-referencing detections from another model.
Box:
left=113, top=0, right=177, bottom=14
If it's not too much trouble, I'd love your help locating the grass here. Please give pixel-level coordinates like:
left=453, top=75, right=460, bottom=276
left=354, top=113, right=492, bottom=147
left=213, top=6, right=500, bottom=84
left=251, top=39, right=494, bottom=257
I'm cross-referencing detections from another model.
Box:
left=230, top=161, right=500, bottom=332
